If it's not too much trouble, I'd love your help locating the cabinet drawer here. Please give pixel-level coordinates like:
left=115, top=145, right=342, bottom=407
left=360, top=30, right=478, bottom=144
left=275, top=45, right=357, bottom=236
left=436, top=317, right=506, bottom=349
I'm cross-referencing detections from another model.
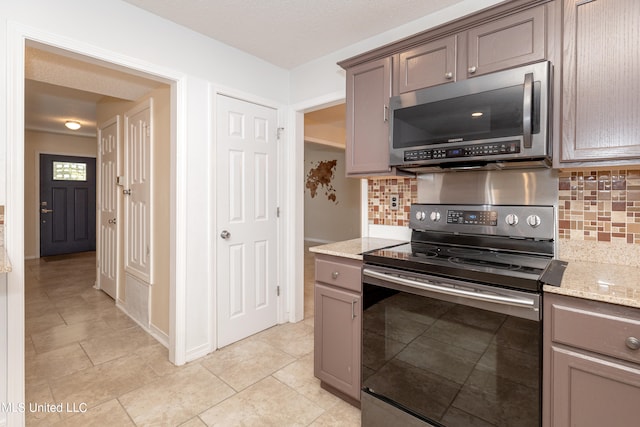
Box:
left=315, top=257, right=362, bottom=293
left=550, top=299, right=640, bottom=365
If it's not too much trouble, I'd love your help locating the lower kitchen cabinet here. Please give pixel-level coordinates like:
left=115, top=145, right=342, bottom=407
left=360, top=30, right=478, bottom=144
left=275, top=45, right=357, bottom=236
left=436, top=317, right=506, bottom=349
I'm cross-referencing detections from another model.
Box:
left=544, top=293, right=640, bottom=426
left=313, top=254, right=362, bottom=404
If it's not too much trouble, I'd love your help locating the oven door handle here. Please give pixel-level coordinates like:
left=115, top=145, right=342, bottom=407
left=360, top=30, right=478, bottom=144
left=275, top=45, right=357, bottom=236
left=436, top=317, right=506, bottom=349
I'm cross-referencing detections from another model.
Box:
left=363, top=268, right=536, bottom=309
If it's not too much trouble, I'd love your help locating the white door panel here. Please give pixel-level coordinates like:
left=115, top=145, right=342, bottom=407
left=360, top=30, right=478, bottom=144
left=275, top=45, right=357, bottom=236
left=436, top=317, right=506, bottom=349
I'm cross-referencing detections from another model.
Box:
left=217, top=95, right=278, bottom=348
left=125, top=99, right=153, bottom=283
left=97, top=116, right=119, bottom=300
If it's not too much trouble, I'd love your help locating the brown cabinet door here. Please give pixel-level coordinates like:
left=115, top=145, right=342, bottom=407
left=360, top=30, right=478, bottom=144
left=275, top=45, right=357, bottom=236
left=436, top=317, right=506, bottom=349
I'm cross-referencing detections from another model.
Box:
left=314, top=283, right=361, bottom=400
left=397, top=36, right=457, bottom=94
left=466, top=5, right=546, bottom=78
left=345, top=57, right=392, bottom=175
left=561, top=0, right=640, bottom=162
left=550, top=345, right=640, bottom=427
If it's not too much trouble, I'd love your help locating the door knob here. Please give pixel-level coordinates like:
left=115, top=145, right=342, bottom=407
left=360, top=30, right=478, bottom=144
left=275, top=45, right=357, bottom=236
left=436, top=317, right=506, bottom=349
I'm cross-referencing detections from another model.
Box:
left=220, top=230, right=231, bottom=240
left=41, top=208, right=54, bottom=214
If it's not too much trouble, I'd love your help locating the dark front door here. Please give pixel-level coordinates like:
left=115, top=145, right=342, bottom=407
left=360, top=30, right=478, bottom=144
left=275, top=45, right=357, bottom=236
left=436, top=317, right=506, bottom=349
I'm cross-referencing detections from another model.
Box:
left=40, top=154, right=96, bottom=257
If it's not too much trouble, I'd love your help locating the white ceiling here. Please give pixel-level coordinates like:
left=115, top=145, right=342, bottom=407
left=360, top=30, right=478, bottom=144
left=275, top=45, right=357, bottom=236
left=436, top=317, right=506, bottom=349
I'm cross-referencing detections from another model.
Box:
left=26, top=0, right=470, bottom=137
left=25, top=43, right=164, bottom=137
left=121, top=0, right=467, bottom=69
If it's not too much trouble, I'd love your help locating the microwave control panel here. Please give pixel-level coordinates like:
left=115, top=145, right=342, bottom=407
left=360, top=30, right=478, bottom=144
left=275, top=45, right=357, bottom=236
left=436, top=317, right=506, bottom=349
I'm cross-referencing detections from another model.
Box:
left=403, top=141, right=520, bottom=162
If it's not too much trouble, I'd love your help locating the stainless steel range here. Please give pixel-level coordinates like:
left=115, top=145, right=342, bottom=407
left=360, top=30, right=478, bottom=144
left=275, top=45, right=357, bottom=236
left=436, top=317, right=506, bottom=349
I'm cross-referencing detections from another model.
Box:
left=361, top=201, right=556, bottom=427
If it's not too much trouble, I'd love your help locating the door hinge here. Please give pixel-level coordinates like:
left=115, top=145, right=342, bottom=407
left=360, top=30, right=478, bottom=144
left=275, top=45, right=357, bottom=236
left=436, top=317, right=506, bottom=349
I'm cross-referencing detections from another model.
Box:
left=277, top=207, right=280, bottom=218
left=277, top=286, right=280, bottom=297
left=146, top=125, right=151, bottom=137
left=276, top=127, right=284, bottom=140
left=123, top=189, right=132, bottom=196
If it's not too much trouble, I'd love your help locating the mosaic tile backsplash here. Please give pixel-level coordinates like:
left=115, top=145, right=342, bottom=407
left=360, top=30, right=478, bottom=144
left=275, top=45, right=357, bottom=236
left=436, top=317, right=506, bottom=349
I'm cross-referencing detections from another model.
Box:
left=368, top=171, right=640, bottom=247
left=558, top=169, right=640, bottom=244
left=368, top=178, right=418, bottom=226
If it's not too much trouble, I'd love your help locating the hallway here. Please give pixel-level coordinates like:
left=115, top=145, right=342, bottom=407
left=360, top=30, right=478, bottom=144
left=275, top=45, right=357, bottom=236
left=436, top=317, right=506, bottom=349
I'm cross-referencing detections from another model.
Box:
left=24, top=250, right=360, bottom=426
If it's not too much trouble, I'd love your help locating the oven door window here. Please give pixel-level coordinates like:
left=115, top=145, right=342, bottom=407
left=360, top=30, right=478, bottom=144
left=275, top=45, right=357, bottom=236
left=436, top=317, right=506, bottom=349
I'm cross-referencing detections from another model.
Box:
left=362, top=283, right=541, bottom=427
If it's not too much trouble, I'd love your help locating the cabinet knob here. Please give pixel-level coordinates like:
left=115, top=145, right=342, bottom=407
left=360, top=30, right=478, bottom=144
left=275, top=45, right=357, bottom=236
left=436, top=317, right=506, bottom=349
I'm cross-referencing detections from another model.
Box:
left=468, top=66, right=477, bottom=74
left=626, top=336, right=640, bottom=350
left=445, top=71, right=453, bottom=80
left=332, top=271, right=339, bottom=280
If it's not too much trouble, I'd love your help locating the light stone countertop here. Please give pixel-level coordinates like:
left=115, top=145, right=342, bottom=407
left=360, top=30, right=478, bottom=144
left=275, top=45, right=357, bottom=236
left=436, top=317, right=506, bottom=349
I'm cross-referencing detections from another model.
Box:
left=0, top=247, right=11, bottom=273
left=544, top=260, right=640, bottom=309
left=308, top=237, right=407, bottom=261
left=309, top=237, right=640, bottom=309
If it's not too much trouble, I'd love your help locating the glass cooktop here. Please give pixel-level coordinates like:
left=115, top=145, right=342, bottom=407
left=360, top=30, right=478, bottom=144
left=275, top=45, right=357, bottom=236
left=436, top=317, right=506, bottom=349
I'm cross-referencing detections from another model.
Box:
left=364, top=242, right=552, bottom=292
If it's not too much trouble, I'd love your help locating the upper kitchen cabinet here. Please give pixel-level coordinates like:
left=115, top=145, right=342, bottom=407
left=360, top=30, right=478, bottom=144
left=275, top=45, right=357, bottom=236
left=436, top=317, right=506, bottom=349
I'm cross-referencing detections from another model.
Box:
left=344, top=57, right=394, bottom=176
left=559, top=0, right=640, bottom=164
left=395, top=3, right=549, bottom=95
left=466, top=5, right=546, bottom=78
left=396, top=36, right=457, bottom=93
left=340, top=0, right=560, bottom=176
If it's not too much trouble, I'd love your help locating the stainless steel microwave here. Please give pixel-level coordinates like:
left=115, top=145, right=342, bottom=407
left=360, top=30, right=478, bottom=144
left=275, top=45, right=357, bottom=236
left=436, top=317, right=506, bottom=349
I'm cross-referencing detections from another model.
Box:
left=389, top=61, right=552, bottom=171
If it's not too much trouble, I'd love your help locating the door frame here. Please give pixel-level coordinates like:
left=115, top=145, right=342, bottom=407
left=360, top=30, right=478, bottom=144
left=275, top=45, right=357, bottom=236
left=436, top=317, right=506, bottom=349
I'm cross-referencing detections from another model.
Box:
left=32, top=150, right=98, bottom=259
left=288, top=91, right=351, bottom=323
left=6, top=23, right=187, bottom=425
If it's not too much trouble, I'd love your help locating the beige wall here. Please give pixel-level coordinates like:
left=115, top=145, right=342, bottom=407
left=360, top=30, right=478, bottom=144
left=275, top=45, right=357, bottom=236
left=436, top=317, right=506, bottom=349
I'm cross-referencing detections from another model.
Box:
left=304, top=143, right=360, bottom=242
left=96, top=86, right=171, bottom=335
left=24, top=130, right=97, bottom=258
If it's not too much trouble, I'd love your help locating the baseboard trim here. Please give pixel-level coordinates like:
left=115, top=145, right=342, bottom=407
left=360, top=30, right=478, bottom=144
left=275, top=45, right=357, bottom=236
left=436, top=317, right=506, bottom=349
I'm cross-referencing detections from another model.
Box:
left=185, top=343, right=212, bottom=363
left=148, top=322, right=169, bottom=348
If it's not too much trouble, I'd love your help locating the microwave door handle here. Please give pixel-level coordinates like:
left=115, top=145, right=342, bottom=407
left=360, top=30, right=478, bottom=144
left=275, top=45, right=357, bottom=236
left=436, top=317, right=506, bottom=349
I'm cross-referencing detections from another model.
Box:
left=522, top=72, right=534, bottom=149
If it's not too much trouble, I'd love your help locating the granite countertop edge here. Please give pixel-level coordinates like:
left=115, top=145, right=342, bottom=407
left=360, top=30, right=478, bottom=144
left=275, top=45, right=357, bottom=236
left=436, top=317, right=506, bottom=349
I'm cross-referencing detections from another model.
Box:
left=308, top=237, right=407, bottom=261
left=310, top=238, right=640, bottom=309
left=544, top=259, right=640, bottom=309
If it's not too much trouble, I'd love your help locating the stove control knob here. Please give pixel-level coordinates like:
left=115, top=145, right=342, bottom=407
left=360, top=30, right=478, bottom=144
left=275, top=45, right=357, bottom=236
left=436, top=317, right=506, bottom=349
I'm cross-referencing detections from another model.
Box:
left=429, top=211, right=441, bottom=222
left=415, top=211, right=426, bottom=221
left=505, top=213, right=519, bottom=226
left=527, top=214, right=542, bottom=228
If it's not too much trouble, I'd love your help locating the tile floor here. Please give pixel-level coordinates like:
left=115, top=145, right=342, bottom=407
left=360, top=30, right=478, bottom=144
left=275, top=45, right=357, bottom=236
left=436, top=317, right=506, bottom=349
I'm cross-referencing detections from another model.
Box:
left=24, top=245, right=360, bottom=426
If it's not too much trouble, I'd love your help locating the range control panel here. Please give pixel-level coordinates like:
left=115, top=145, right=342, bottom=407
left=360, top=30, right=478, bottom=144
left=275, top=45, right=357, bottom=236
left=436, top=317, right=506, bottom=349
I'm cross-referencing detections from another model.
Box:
left=403, top=141, right=520, bottom=163
left=447, top=210, right=498, bottom=226
left=410, top=204, right=555, bottom=240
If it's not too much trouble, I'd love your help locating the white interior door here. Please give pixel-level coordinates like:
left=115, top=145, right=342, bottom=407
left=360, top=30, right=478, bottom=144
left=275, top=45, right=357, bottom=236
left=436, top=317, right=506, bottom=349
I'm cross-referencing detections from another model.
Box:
left=216, top=94, right=279, bottom=348
left=97, top=116, right=120, bottom=299
left=124, top=99, right=153, bottom=284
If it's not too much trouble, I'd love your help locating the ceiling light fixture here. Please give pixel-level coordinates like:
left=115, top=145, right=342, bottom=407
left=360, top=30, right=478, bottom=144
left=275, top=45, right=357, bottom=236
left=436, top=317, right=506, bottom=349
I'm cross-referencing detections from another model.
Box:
left=65, top=120, right=81, bottom=130
left=471, top=112, right=483, bottom=117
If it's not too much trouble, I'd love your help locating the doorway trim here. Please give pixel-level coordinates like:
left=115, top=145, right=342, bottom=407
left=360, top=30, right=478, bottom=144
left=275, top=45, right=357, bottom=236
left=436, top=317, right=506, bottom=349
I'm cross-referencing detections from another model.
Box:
left=288, top=90, right=346, bottom=323
left=6, top=22, right=187, bottom=425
